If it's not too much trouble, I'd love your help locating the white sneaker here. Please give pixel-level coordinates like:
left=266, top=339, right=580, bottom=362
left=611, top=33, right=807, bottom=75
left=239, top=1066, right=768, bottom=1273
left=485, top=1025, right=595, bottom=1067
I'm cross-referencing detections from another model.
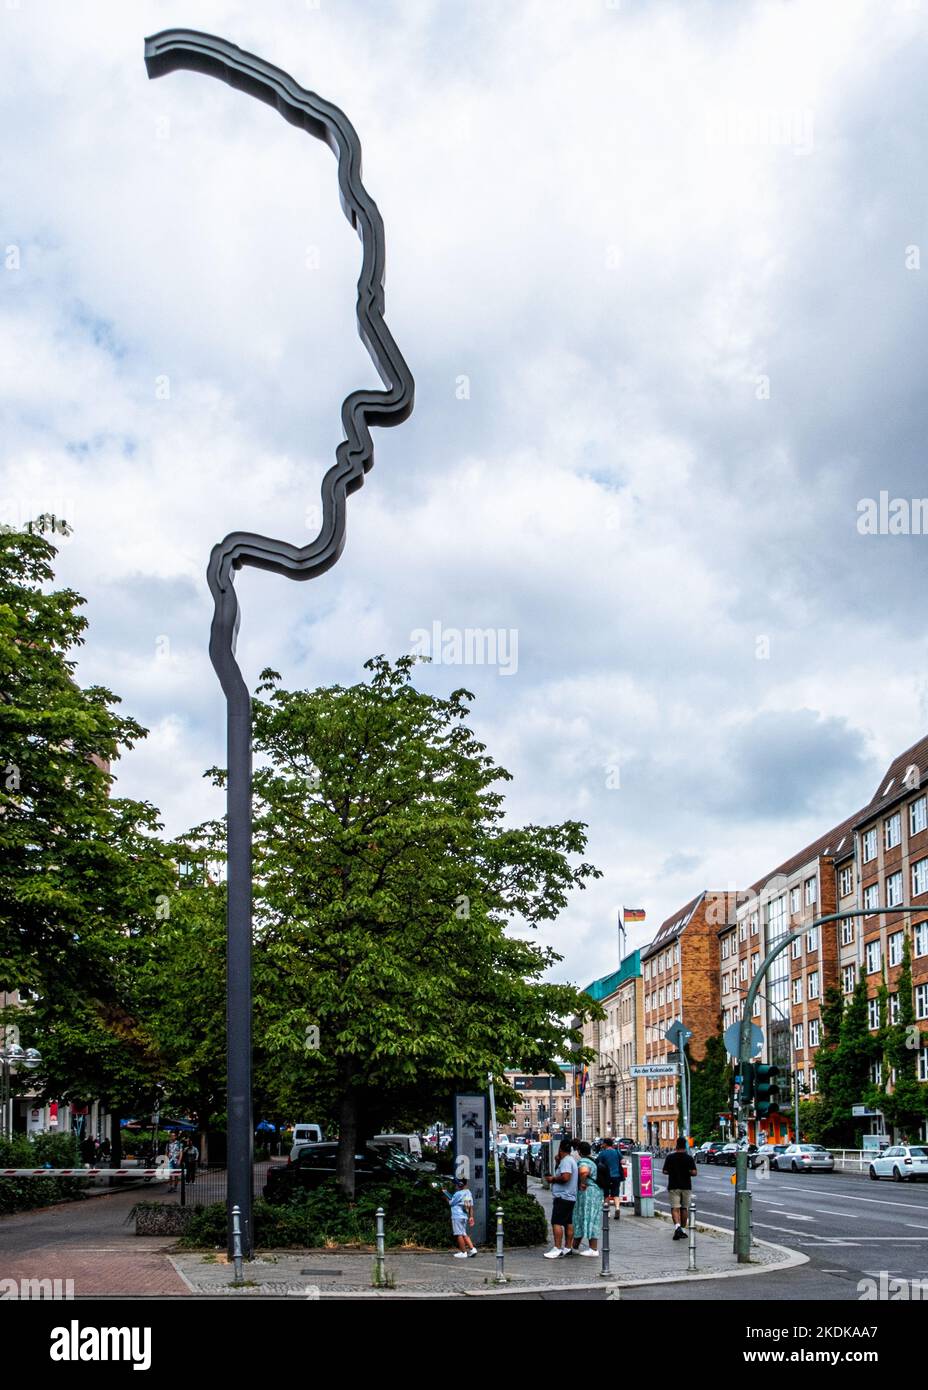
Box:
left=467, top=1248, right=477, bottom=1257
left=543, top=1247, right=562, bottom=1259
left=579, top=1248, right=599, bottom=1257
left=453, top=1251, right=468, bottom=1258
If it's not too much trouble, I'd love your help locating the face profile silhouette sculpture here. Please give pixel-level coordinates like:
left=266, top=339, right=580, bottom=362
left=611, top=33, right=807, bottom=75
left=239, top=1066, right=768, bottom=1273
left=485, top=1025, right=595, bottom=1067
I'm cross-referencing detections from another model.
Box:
left=144, top=28, right=415, bottom=1257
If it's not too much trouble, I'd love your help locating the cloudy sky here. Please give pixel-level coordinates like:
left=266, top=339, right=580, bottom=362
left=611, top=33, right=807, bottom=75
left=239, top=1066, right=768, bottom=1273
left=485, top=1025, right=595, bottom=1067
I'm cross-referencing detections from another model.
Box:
left=3, top=0, right=928, bottom=992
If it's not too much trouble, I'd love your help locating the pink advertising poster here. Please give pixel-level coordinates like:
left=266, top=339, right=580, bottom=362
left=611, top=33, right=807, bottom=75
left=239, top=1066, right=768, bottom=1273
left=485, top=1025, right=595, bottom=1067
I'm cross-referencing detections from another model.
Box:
left=639, top=1153, right=653, bottom=1197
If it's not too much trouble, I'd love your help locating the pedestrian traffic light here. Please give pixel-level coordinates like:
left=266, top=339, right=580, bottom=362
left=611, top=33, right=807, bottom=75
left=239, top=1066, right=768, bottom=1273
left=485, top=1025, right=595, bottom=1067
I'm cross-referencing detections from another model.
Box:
left=735, top=1061, right=755, bottom=1106
left=755, top=1064, right=781, bottom=1117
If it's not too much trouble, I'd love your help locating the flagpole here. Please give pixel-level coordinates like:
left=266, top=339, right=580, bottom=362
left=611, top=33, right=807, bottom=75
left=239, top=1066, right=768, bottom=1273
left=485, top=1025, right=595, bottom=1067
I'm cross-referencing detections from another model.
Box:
left=618, top=907, right=627, bottom=967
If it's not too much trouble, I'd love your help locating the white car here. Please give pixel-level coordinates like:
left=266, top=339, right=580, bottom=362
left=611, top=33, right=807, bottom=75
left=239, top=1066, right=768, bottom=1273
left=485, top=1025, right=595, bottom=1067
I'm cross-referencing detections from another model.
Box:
left=772, top=1143, right=835, bottom=1172
left=869, top=1144, right=928, bottom=1182
left=288, top=1123, right=325, bottom=1163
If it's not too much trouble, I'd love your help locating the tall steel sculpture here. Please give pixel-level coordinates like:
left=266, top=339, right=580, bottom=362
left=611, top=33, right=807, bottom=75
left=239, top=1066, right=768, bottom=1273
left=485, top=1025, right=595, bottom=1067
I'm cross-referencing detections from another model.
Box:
left=144, top=29, right=414, bottom=1258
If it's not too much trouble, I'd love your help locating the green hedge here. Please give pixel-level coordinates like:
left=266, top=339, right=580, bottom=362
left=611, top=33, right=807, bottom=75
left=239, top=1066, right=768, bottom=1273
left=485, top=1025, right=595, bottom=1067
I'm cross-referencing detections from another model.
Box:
left=0, top=1133, right=87, bottom=1213
left=179, top=1178, right=547, bottom=1250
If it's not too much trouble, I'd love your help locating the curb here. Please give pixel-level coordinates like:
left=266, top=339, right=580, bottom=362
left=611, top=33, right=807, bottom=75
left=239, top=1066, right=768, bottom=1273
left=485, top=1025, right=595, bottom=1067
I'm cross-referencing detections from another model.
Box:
left=168, top=1219, right=807, bottom=1298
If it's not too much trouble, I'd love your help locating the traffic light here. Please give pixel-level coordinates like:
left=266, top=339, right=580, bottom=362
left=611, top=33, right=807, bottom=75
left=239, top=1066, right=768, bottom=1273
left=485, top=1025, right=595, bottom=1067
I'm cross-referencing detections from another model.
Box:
left=755, top=1064, right=781, bottom=1117
left=734, top=1061, right=755, bottom=1106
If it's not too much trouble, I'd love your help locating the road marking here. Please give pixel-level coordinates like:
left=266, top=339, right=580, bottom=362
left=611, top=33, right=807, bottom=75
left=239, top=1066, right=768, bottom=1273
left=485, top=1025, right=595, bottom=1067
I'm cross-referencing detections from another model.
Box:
left=814, top=1209, right=858, bottom=1218
left=777, top=1213, right=814, bottom=1221
left=784, top=1184, right=928, bottom=1211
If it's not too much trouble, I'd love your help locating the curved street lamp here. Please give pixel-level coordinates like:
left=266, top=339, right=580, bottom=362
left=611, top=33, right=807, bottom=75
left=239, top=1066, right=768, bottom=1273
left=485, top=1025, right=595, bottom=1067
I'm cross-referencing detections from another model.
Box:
left=0, top=1043, right=41, bottom=1140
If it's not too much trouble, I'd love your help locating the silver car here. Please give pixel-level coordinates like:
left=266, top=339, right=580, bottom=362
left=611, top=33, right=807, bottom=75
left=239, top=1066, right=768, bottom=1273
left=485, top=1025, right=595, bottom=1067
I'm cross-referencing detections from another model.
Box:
left=772, top=1143, right=835, bottom=1172
left=869, top=1144, right=928, bottom=1182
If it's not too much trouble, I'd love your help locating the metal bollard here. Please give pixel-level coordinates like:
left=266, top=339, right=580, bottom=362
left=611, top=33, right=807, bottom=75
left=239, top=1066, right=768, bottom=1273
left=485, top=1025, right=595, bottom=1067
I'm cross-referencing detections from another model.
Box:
left=180, top=1163, right=186, bottom=1208
left=687, top=1198, right=696, bottom=1271
left=231, top=1203, right=245, bottom=1285
left=375, top=1207, right=386, bottom=1285
left=598, top=1201, right=612, bottom=1278
left=495, top=1206, right=505, bottom=1283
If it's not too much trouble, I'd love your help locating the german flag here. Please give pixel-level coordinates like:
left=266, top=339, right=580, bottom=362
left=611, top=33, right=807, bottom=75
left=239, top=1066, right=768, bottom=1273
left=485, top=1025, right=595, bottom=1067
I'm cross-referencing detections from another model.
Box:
left=623, top=907, right=646, bottom=922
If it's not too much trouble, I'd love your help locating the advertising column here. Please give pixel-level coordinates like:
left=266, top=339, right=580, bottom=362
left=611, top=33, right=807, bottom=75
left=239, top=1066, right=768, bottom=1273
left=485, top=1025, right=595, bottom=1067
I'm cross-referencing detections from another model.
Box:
left=453, top=1092, right=491, bottom=1246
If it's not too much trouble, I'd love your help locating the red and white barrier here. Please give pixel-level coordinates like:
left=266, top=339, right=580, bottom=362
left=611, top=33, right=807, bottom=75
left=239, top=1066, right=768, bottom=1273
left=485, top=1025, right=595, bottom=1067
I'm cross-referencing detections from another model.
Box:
left=0, top=1168, right=166, bottom=1177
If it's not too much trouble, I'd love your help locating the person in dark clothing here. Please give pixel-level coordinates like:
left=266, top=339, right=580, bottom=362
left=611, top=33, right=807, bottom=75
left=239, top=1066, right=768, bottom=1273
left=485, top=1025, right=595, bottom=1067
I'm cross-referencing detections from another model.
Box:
left=596, top=1136, right=624, bottom=1220
left=662, top=1136, right=697, bottom=1240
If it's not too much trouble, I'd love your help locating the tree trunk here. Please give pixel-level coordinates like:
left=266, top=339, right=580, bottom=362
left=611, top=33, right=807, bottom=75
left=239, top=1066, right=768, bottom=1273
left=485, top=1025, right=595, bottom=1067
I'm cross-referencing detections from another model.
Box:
left=337, top=1084, right=358, bottom=1199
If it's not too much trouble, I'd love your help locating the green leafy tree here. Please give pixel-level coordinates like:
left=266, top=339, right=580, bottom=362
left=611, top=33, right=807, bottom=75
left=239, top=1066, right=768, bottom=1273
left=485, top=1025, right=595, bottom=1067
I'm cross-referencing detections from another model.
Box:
left=195, top=656, right=601, bottom=1195
left=0, top=524, right=174, bottom=1155
left=878, top=935, right=927, bottom=1138
left=688, top=1030, right=732, bottom=1142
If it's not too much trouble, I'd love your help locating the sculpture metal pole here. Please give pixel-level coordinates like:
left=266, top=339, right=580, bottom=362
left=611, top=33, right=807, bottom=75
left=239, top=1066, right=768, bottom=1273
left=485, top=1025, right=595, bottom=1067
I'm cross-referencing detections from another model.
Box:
left=145, top=28, right=414, bottom=1258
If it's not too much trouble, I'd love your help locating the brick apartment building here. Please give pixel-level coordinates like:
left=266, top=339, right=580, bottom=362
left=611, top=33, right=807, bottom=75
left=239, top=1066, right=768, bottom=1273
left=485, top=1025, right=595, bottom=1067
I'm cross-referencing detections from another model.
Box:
left=851, top=737, right=928, bottom=1122
left=641, top=892, right=739, bottom=1147
left=724, top=815, right=856, bottom=1142
left=578, top=952, right=646, bottom=1142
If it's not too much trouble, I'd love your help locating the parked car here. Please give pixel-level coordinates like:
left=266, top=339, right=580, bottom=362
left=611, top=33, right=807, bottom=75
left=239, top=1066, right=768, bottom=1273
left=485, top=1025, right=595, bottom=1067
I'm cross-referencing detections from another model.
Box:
left=370, top=1133, right=423, bottom=1160
left=264, top=1143, right=426, bottom=1203
left=505, top=1142, right=528, bottom=1171
left=616, top=1137, right=637, bottom=1154
left=693, top=1142, right=715, bottom=1164
left=750, top=1143, right=787, bottom=1169
left=700, top=1141, right=728, bottom=1165
left=528, top=1141, right=544, bottom=1175
left=772, top=1144, right=835, bottom=1172
left=868, top=1144, right=928, bottom=1182
left=288, top=1123, right=325, bottom=1162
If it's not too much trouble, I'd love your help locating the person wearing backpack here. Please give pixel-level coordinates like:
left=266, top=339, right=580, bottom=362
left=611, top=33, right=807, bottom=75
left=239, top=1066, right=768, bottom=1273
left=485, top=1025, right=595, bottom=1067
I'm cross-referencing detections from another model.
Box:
left=597, top=1137, right=623, bottom=1220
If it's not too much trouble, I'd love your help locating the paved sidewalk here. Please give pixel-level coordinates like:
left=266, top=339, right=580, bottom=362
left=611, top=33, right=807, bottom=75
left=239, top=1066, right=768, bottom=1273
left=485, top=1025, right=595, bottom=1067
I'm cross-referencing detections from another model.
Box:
left=0, top=1176, right=804, bottom=1298
left=170, top=1180, right=803, bottom=1298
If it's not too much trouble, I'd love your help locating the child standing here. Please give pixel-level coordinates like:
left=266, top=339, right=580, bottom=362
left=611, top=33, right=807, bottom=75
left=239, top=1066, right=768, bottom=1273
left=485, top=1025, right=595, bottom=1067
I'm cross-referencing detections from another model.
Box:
left=444, top=1176, right=478, bottom=1258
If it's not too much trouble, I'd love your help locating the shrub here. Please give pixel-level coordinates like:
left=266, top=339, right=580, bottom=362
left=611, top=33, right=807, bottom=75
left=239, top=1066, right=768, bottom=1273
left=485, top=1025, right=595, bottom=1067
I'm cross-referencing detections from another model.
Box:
left=178, top=1177, right=547, bottom=1249
left=0, top=1133, right=87, bottom=1213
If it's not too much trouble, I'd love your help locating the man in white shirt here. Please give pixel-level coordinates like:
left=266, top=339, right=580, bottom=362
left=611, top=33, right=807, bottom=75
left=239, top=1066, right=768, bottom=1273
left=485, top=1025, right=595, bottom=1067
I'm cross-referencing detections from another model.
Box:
left=543, top=1138, right=578, bottom=1258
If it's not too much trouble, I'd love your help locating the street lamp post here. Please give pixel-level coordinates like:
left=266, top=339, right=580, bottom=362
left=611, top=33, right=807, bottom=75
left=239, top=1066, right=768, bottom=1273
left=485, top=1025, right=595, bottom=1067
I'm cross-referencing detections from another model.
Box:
left=735, top=905, right=922, bottom=1262
left=0, top=1044, right=41, bottom=1140
left=144, top=30, right=414, bottom=1260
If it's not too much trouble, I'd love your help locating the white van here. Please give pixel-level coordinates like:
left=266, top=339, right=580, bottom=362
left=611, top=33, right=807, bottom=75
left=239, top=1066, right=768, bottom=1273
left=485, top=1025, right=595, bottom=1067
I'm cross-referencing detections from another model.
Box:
left=288, top=1123, right=325, bottom=1162
left=371, top=1133, right=423, bottom=1159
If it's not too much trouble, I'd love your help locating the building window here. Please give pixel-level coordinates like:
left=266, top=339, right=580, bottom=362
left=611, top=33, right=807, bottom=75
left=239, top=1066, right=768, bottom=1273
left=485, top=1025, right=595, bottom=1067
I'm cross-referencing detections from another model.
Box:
left=868, top=998, right=880, bottom=1030
left=797, top=1068, right=805, bottom=1091
left=750, top=913, right=759, bottom=936
left=789, top=887, right=801, bottom=915
left=769, top=895, right=787, bottom=939
left=889, top=992, right=900, bottom=1024
left=871, top=1059, right=883, bottom=1084
left=658, top=987, right=665, bottom=1006
left=645, top=962, right=651, bottom=981
left=888, top=931, right=904, bottom=968
left=866, top=940, right=882, bottom=974
left=863, top=883, right=880, bottom=914
left=721, top=937, right=730, bottom=960
left=751, top=953, right=759, bottom=973
left=658, top=955, right=664, bottom=973
left=841, top=920, right=855, bottom=946
left=842, top=964, right=856, bottom=993
left=739, top=922, right=747, bottom=942
left=911, top=795, right=928, bottom=838
left=674, top=978, right=681, bottom=1000
left=792, top=977, right=802, bottom=1005
left=886, top=871, right=904, bottom=908
left=915, top=922, right=928, bottom=958
left=752, top=995, right=762, bottom=1017
left=791, top=936, right=802, bottom=960
left=808, top=1067, right=817, bottom=1093
left=919, top=1047, right=928, bottom=1084
left=740, top=959, right=748, bottom=982
left=806, top=926, right=818, bottom=952
left=863, top=828, right=878, bottom=863
left=885, top=813, right=902, bottom=851
left=916, top=984, right=928, bottom=1020
left=805, top=876, right=817, bottom=906
left=809, top=1018, right=820, bottom=1047
left=674, top=942, right=680, bottom=964
left=839, top=865, right=854, bottom=898
left=793, top=1023, right=804, bottom=1051
left=912, top=857, right=928, bottom=898
left=808, top=971, right=820, bottom=1001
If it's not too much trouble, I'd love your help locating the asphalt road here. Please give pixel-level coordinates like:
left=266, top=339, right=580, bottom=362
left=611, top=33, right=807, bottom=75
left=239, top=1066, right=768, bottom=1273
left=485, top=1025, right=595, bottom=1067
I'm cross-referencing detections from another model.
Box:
left=632, top=1160, right=928, bottom=1301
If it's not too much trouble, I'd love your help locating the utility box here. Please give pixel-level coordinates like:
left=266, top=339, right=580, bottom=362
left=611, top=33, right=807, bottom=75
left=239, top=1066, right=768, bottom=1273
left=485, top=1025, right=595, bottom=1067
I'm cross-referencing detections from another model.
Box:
left=631, top=1151, right=655, bottom=1217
